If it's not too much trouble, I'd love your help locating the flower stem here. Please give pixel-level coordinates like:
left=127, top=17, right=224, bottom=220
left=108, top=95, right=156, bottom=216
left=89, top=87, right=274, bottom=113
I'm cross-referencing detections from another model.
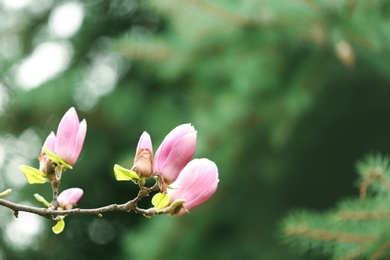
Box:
left=48, top=165, right=64, bottom=209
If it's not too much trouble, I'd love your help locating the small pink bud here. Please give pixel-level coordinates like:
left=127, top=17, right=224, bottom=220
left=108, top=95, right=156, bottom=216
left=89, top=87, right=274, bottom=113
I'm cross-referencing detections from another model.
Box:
left=167, top=158, right=219, bottom=216
left=153, top=124, right=197, bottom=184
left=136, top=131, right=153, bottom=153
left=133, top=132, right=153, bottom=178
left=39, top=132, right=56, bottom=174
left=57, top=188, right=83, bottom=210
left=41, top=107, right=87, bottom=167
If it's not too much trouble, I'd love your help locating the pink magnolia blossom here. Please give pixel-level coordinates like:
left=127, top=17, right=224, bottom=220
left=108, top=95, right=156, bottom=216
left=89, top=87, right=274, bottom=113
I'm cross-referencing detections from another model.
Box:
left=133, top=131, right=153, bottom=178
left=167, top=158, right=219, bottom=216
left=42, top=107, right=87, bottom=166
left=153, top=124, right=197, bottom=184
left=57, top=188, right=83, bottom=210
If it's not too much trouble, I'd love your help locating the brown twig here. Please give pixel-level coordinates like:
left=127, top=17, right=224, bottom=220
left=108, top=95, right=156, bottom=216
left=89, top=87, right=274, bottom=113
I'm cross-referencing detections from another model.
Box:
left=0, top=182, right=166, bottom=221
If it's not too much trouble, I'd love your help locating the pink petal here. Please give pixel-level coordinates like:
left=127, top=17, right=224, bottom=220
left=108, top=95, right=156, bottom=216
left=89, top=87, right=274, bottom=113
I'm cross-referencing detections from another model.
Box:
left=57, top=188, right=84, bottom=206
left=67, top=119, right=87, bottom=166
left=159, top=124, right=195, bottom=149
left=153, top=124, right=197, bottom=184
left=168, top=158, right=219, bottom=216
left=55, top=107, right=80, bottom=164
left=158, top=132, right=197, bottom=184
left=42, top=131, right=56, bottom=151
left=184, top=178, right=218, bottom=212
left=136, top=131, right=153, bottom=153
left=153, top=124, right=195, bottom=172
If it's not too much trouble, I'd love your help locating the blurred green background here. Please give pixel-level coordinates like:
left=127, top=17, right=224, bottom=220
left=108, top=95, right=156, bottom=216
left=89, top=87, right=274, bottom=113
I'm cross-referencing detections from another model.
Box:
left=1, top=0, right=390, bottom=259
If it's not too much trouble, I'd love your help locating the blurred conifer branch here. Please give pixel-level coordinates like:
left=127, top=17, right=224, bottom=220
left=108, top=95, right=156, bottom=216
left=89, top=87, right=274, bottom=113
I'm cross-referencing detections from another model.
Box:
left=182, top=0, right=250, bottom=27
left=116, top=41, right=170, bottom=61
left=282, top=154, right=390, bottom=259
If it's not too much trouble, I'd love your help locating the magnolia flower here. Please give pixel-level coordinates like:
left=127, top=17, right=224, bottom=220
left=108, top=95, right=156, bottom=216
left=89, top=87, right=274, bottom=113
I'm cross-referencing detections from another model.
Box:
left=57, top=188, right=84, bottom=210
left=41, top=107, right=87, bottom=167
left=133, top=131, right=153, bottom=178
left=153, top=124, right=197, bottom=184
left=167, top=158, right=219, bottom=216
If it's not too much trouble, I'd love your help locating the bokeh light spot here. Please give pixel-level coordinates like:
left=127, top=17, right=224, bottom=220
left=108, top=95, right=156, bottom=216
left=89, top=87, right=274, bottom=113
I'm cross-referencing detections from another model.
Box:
left=88, top=218, right=116, bottom=245
left=49, top=2, right=84, bottom=38
left=15, top=41, right=73, bottom=90
left=5, top=212, right=43, bottom=249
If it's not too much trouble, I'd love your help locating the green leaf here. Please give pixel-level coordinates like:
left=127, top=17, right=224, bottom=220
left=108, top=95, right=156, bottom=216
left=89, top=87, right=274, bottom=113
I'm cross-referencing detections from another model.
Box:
left=19, top=165, right=47, bottom=184
left=52, top=219, right=65, bottom=234
left=43, top=146, right=73, bottom=169
left=0, top=189, right=12, bottom=198
left=113, top=164, right=140, bottom=181
left=169, top=199, right=186, bottom=215
left=152, top=193, right=170, bottom=210
left=34, top=193, right=50, bottom=207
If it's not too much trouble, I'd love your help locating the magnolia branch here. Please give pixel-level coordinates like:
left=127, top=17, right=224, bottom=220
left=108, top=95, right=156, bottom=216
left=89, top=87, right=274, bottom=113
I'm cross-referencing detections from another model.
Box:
left=0, top=184, right=171, bottom=222
left=0, top=110, right=218, bottom=235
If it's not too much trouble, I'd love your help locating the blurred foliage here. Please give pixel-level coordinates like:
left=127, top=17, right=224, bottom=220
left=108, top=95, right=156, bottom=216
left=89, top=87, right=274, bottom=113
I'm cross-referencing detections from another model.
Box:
left=282, top=155, right=390, bottom=259
left=1, top=0, right=390, bottom=259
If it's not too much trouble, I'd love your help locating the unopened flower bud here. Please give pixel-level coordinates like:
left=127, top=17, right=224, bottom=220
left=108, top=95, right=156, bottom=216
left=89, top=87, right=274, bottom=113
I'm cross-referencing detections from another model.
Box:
left=167, top=158, right=219, bottom=216
left=133, top=132, right=153, bottom=178
left=57, top=188, right=83, bottom=210
left=153, top=124, right=197, bottom=185
left=40, top=107, right=87, bottom=169
left=133, top=149, right=153, bottom=178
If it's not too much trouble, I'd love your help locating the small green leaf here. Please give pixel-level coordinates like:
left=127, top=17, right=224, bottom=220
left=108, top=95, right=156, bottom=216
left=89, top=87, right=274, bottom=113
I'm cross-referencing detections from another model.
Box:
left=19, top=165, right=47, bottom=184
left=0, top=189, right=12, bottom=198
left=43, top=146, right=73, bottom=169
left=152, top=193, right=170, bottom=210
left=113, top=164, right=140, bottom=181
left=52, top=219, right=65, bottom=234
left=34, top=193, right=50, bottom=207
left=169, top=199, right=186, bottom=215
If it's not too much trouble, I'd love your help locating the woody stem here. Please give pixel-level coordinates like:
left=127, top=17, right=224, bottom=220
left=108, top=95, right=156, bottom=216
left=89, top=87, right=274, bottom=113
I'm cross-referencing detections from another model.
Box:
left=49, top=165, right=64, bottom=209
